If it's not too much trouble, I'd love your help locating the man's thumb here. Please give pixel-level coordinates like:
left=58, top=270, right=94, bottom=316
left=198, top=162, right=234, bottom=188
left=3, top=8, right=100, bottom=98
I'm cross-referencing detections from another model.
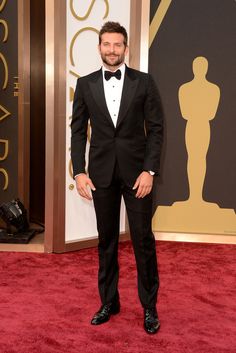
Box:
left=132, top=179, right=139, bottom=190
left=88, top=179, right=96, bottom=191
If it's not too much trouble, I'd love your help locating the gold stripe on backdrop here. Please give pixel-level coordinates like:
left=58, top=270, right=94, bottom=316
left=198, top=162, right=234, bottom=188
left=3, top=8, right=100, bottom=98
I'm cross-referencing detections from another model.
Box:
left=70, top=0, right=109, bottom=21
left=0, top=19, right=8, bottom=42
left=149, top=0, right=172, bottom=48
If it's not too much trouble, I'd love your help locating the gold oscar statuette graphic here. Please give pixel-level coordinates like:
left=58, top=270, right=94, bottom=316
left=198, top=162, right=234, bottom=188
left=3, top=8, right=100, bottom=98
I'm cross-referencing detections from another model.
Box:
left=153, top=57, right=236, bottom=235
left=180, top=57, right=220, bottom=204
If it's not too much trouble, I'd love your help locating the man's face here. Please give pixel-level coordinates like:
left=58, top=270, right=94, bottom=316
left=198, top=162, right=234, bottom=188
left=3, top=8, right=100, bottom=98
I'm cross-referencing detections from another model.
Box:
left=98, top=32, right=128, bottom=70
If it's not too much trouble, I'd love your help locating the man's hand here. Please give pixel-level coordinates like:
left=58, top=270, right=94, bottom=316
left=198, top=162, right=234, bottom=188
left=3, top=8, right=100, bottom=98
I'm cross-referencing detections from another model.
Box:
left=133, top=171, right=153, bottom=198
left=75, top=173, right=96, bottom=200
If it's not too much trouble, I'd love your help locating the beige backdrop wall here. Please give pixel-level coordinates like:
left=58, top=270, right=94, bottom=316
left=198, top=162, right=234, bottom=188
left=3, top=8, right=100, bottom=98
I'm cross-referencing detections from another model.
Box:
left=65, top=0, right=131, bottom=242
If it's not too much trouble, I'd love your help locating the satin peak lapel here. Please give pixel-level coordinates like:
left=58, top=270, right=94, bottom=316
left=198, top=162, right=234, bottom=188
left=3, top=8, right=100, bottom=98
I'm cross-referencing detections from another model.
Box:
left=88, top=71, right=115, bottom=128
left=116, top=71, right=139, bottom=128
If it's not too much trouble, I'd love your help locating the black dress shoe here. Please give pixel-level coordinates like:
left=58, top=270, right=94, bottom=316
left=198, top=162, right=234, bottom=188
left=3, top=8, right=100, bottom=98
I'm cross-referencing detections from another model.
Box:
left=91, top=302, right=120, bottom=325
left=144, top=308, right=160, bottom=334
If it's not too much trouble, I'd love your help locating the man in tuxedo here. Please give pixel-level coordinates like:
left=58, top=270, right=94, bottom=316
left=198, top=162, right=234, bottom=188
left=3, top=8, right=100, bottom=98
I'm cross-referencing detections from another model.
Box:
left=71, top=22, right=163, bottom=334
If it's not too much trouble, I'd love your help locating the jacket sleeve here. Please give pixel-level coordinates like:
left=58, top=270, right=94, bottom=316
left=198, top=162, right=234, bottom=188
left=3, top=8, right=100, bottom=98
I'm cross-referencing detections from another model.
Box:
left=143, top=74, right=164, bottom=174
left=71, top=78, right=90, bottom=178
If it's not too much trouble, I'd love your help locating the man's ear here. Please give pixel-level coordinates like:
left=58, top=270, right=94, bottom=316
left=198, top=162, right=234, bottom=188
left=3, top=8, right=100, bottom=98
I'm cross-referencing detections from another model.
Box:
left=98, top=44, right=101, bottom=54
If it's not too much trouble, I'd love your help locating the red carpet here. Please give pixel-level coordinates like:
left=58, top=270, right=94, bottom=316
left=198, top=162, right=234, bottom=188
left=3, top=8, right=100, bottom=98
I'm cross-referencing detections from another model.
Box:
left=0, top=241, right=235, bottom=353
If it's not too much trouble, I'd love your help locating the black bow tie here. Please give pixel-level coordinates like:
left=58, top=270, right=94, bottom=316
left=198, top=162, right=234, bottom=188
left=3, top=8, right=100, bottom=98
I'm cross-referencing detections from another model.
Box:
left=104, top=69, right=121, bottom=81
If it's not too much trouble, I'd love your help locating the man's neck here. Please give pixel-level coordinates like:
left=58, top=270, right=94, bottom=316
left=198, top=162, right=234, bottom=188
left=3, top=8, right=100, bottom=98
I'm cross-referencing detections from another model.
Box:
left=103, top=62, right=124, bottom=72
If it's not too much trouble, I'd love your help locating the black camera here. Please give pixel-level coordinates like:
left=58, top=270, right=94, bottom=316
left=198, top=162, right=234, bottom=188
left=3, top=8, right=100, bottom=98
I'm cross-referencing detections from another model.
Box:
left=0, top=198, right=29, bottom=234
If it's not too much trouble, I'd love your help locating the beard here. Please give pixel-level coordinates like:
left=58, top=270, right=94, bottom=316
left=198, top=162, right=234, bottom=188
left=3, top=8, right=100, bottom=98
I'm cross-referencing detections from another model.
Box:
left=101, top=53, right=125, bottom=68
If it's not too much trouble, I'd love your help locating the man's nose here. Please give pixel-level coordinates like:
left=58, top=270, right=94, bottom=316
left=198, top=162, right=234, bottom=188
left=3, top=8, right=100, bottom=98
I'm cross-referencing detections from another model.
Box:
left=109, top=45, right=116, bottom=53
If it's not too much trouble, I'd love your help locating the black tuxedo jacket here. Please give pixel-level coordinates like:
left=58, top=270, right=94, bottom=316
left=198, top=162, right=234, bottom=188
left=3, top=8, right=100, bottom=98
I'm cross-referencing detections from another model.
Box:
left=71, top=66, right=163, bottom=188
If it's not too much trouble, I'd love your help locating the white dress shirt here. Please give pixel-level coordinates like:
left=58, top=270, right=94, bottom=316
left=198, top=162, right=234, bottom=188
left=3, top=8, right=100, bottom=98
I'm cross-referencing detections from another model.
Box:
left=102, top=63, right=126, bottom=127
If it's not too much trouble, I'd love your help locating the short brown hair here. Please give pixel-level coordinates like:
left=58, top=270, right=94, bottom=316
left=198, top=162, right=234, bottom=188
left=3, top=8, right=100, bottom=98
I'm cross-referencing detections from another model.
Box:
left=99, top=21, right=128, bottom=46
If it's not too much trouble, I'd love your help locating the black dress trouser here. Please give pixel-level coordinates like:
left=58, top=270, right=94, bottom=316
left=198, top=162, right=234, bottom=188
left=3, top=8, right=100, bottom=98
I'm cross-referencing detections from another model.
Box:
left=92, top=163, right=159, bottom=309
